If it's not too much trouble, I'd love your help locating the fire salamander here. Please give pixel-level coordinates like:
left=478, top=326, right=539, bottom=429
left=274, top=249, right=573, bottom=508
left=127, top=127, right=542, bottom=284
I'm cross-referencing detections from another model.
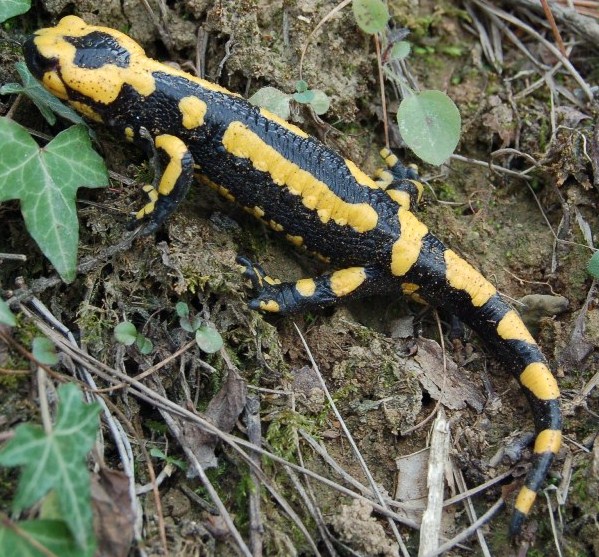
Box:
left=24, top=16, right=562, bottom=535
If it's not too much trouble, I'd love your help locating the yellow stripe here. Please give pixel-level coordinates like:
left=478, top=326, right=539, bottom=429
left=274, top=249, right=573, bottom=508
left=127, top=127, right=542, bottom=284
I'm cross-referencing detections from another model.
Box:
left=330, top=268, right=366, bottom=297
left=534, top=429, right=562, bottom=454
left=520, top=363, right=560, bottom=400
left=390, top=209, right=428, bottom=276
left=222, top=121, right=378, bottom=233
left=345, top=159, right=380, bottom=189
left=497, top=310, right=535, bottom=343
left=444, top=249, right=497, bottom=307
left=155, top=135, right=187, bottom=195
left=514, top=486, right=537, bottom=515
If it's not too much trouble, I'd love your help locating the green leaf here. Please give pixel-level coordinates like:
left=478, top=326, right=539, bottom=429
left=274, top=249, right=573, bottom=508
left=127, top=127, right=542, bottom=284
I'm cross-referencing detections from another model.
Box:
left=0, top=384, right=100, bottom=549
left=0, top=0, right=31, bottom=23
left=389, top=41, right=411, bottom=61
left=0, top=63, right=85, bottom=127
left=309, top=90, right=331, bottom=115
left=293, top=89, right=315, bottom=104
left=0, top=519, right=94, bottom=557
left=31, top=337, right=58, bottom=366
left=114, top=321, right=138, bottom=345
left=136, top=335, right=153, bottom=355
left=248, top=87, right=291, bottom=120
left=352, top=0, right=389, bottom=34
left=0, top=119, right=109, bottom=282
left=0, top=297, right=16, bottom=326
left=397, top=90, right=461, bottom=165
left=175, top=301, right=189, bottom=318
left=587, top=251, right=599, bottom=279
left=295, top=80, right=309, bottom=94
left=195, top=324, right=223, bottom=354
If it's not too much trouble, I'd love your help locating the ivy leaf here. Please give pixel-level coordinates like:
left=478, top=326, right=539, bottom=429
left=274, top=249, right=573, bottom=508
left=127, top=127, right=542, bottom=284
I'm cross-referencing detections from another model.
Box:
left=0, top=297, right=16, bottom=326
left=0, top=383, right=101, bottom=548
left=587, top=251, right=599, bottom=279
left=0, top=119, right=108, bottom=282
left=0, top=63, right=85, bottom=127
left=31, top=337, right=59, bottom=366
left=0, top=0, right=31, bottom=23
left=0, top=519, right=94, bottom=557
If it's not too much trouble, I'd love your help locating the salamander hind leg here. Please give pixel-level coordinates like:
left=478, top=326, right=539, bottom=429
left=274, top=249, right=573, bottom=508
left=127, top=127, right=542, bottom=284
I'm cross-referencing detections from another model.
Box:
left=237, top=256, right=389, bottom=315
left=132, top=130, right=195, bottom=234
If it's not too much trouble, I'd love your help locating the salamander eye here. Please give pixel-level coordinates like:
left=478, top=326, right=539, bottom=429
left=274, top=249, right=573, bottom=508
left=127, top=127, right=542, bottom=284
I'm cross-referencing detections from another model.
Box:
left=23, top=36, right=58, bottom=79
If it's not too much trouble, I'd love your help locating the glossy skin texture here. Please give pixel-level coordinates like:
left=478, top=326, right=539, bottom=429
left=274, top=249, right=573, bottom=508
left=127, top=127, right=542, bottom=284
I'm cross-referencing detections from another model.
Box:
left=24, top=16, right=562, bottom=534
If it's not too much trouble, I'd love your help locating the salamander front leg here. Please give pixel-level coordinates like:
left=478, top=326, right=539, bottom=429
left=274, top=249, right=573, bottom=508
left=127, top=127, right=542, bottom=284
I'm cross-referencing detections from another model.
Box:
left=132, top=129, right=194, bottom=234
left=375, top=148, right=424, bottom=212
left=237, top=256, right=389, bottom=314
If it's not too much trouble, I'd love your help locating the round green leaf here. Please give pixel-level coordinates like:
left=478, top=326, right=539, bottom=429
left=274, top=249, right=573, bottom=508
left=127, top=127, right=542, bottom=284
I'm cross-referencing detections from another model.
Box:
left=136, top=336, right=154, bottom=355
left=248, top=87, right=291, bottom=120
left=397, top=90, right=461, bottom=166
left=295, top=80, right=309, bottom=94
left=353, top=0, right=389, bottom=34
left=309, top=90, right=331, bottom=115
left=32, top=336, right=59, bottom=366
left=389, top=41, right=411, bottom=61
left=195, top=325, right=224, bottom=354
left=293, top=89, right=315, bottom=104
left=175, top=302, right=189, bottom=318
left=587, top=251, right=599, bottom=279
left=114, top=321, right=137, bottom=346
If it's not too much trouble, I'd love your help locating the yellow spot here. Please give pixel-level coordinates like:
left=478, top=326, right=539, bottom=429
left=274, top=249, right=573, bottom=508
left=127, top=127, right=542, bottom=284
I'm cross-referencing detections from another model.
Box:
left=401, top=283, right=420, bottom=295
left=534, top=429, right=562, bottom=454
left=222, top=121, right=378, bottom=233
left=386, top=189, right=411, bottom=209
left=269, top=220, right=284, bottom=232
left=259, top=108, right=309, bottom=138
left=68, top=101, right=102, bottom=122
left=155, top=135, right=188, bottom=195
left=345, top=159, right=380, bottom=189
left=286, top=234, right=303, bottom=247
left=514, top=486, right=537, bottom=515
left=444, top=249, right=497, bottom=307
left=520, top=362, right=560, bottom=400
left=330, top=267, right=366, bottom=297
left=296, top=279, right=316, bottom=297
left=497, top=310, right=535, bottom=344
left=259, top=300, right=280, bottom=312
left=391, top=208, right=428, bottom=276
left=253, top=206, right=265, bottom=218
left=179, top=96, right=207, bottom=129
left=263, top=275, right=281, bottom=286
left=124, top=126, right=135, bottom=141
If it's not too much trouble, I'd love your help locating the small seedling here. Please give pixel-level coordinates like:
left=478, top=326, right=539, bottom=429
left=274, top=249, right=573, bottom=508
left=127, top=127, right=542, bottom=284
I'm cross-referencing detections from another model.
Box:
left=114, top=321, right=153, bottom=355
left=176, top=302, right=223, bottom=354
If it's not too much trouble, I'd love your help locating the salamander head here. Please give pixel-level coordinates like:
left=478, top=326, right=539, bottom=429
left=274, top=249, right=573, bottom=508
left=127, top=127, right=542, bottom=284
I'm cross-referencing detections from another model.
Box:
left=23, top=16, right=149, bottom=111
